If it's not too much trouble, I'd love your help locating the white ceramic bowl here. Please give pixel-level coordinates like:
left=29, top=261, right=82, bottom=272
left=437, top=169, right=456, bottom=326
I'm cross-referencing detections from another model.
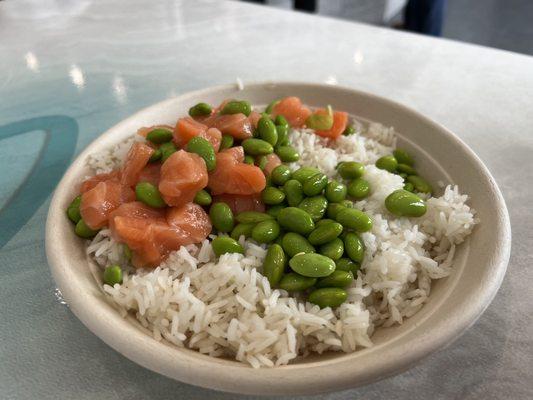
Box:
left=46, top=82, right=511, bottom=395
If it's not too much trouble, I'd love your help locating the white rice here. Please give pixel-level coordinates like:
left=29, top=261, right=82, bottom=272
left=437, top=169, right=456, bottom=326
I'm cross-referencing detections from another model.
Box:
left=86, top=117, right=477, bottom=368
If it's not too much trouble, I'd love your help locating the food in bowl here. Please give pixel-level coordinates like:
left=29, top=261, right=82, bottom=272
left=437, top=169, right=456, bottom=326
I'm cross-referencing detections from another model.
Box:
left=65, top=96, right=477, bottom=368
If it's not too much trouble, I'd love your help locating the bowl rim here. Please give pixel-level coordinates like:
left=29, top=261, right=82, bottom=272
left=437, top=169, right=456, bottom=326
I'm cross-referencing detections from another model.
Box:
left=45, top=81, right=511, bottom=395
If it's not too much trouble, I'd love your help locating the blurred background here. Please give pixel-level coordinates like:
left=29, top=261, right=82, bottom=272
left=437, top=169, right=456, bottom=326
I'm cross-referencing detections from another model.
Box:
left=244, top=0, right=533, bottom=55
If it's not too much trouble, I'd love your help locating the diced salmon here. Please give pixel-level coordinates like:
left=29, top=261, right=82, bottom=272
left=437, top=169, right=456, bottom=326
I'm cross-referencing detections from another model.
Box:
left=248, top=111, right=261, bottom=129
left=213, top=193, right=265, bottom=214
left=173, top=117, right=208, bottom=147
left=137, top=125, right=174, bottom=138
left=80, top=170, right=120, bottom=193
left=203, top=127, right=222, bottom=152
left=314, top=110, right=349, bottom=139
left=159, top=150, right=208, bottom=207
left=121, top=142, right=154, bottom=187
left=137, top=163, right=161, bottom=186
left=208, top=113, right=253, bottom=140
left=271, top=96, right=312, bottom=128
left=208, top=147, right=266, bottom=195
left=166, top=203, right=212, bottom=244
left=263, top=153, right=282, bottom=176
left=80, top=180, right=135, bottom=229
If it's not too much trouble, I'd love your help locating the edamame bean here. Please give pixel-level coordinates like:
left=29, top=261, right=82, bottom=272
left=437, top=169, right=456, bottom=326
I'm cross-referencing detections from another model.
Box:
left=375, top=155, right=398, bottom=172
left=397, top=163, right=417, bottom=175
left=275, top=124, right=289, bottom=146
left=220, top=134, right=234, bottom=150
left=316, top=218, right=336, bottom=227
left=75, top=219, right=98, bottom=238
left=399, top=172, right=408, bottom=179
left=221, top=100, right=252, bottom=117
left=385, top=189, right=427, bottom=217
left=308, top=221, right=343, bottom=245
left=160, top=142, right=177, bottom=162
left=186, top=136, right=216, bottom=171
left=308, top=287, right=347, bottom=308
left=242, top=138, right=273, bottom=156
left=303, top=173, right=328, bottom=196
left=325, top=180, right=347, bottom=203
left=135, top=182, right=166, bottom=208
left=403, top=182, right=415, bottom=192
left=149, top=148, right=162, bottom=162
left=275, top=115, right=289, bottom=128
left=212, top=236, right=244, bottom=256
left=283, top=179, right=304, bottom=207
left=194, top=189, right=212, bottom=206
left=335, top=258, right=360, bottom=273
left=266, top=204, right=285, bottom=218
left=265, top=100, right=279, bottom=114
left=344, top=233, right=365, bottom=263
left=252, top=219, right=280, bottom=243
left=316, top=270, right=353, bottom=288
left=279, top=273, right=316, bottom=292
left=292, top=167, right=320, bottom=183
left=231, top=223, right=255, bottom=240
left=261, top=187, right=285, bottom=205
left=336, top=208, right=373, bottom=232
left=244, top=155, right=254, bottom=165
left=337, top=161, right=365, bottom=179
left=123, top=244, right=132, bottom=261
left=298, top=196, right=328, bottom=222
left=277, top=207, right=315, bottom=235
left=319, top=238, right=344, bottom=261
left=257, top=116, right=278, bottom=146
left=342, top=126, right=356, bottom=136
left=281, top=232, right=315, bottom=257
left=262, top=244, right=286, bottom=286
left=326, top=203, right=345, bottom=219
left=275, top=146, right=300, bottom=162
left=341, top=199, right=354, bottom=208
left=271, top=165, right=292, bottom=185
left=236, top=211, right=273, bottom=224
left=347, top=178, right=370, bottom=200
left=256, top=155, right=268, bottom=170
left=189, top=102, right=212, bottom=117
left=103, top=265, right=123, bottom=286
left=146, top=128, right=173, bottom=144
left=406, top=175, right=433, bottom=194
left=393, top=148, right=414, bottom=166
left=209, top=202, right=235, bottom=232
left=66, top=195, right=82, bottom=223
left=289, top=253, right=336, bottom=278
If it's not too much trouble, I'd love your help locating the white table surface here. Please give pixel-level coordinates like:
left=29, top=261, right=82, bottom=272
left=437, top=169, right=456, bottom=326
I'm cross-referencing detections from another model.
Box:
left=0, top=0, right=532, bottom=399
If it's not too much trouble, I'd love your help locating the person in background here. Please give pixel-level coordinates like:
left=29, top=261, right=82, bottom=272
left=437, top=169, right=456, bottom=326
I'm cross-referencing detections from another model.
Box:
left=404, top=0, right=446, bottom=36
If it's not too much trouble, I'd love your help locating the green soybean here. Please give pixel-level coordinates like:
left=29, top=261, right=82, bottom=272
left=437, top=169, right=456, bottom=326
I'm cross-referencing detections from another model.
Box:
left=397, top=163, right=417, bottom=175
left=344, top=233, right=365, bottom=263
left=275, top=124, right=289, bottom=146
left=256, top=155, right=268, bottom=170
left=325, top=180, right=347, bottom=203
left=193, top=190, right=211, bottom=206
left=316, top=270, right=353, bottom=288
left=279, top=273, right=316, bottom=292
left=277, top=207, right=315, bottom=235
left=209, top=202, right=234, bottom=233
left=319, top=238, right=344, bottom=261
left=385, top=189, right=427, bottom=217
left=261, top=187, right=285, bottom=205
left=257, top=116, right=278, bottom=146
left=220, top=134, right=234, bottom=150
left=342, top=125, right=356, bottom=136
left=308, top=222, right=343, bottom=245
left=337, top=161, right=365, bottom=179
left=336, top=208, right=373, bottom=232
left=230, top=223, right=255, bottom=240
left=244, top=155, right=255, bottom=165
left=149, top=148, right=162, bottom=162
left=212, top=236, right=244, bottom=256
left=399, top=172, right=408, bottom=179
left=262, top=244, right=286, bottom=286
left=315, top=218, right=336, bottom=227
left=271, top=165, right=292, bottom=185
left=298, top=196, right=328, bottom=222
left=375, top=155, right=398, bottom=172
left=242, top=138, right=273, bottom=156
left=403, top=182, right=415, bottom=192
left=281, top=232, right=315, bottom=257
left=135, top=182, right=166, bottom=208
left=186, top=136, right=216, bottom=171
left=75, top=219, right=98, bottom=239
left=160, top=142, right=177, bottom=162
left=103, top=265, right=123, bottom=286
left=221, top=100, right=252, bottom=116
left=123, top=244, right=132, bottom=261
left=303, top=173, right=328, bottom=196
left=252, top=220, right=280, bottom=243
left=275, top=146, right=300, bottom=162
left=284, top=179, right=304, bottom=207
left=146, top=128, right=173, bottom=144
left=265, top=100, right=279, bottom=114
left=275, top=115, right=289, bottom=128
left=341, top=199, right=354, bottom=208
left=308, top=287, right=347, bottom=308
left=393, top=148, right=414, bottom=166
left=266, top=204, right=285, bottom=218
left=289, top=253, right=336, bottom=278
left=236, top=211, right=273, bottom=224
left=406, top=175, right=433, bottom=194
left=292, top=167, right=320, bottom=183
left=189, top=102, right=212, bottom=117
left=326, top=203, right=345, bottom=219
left=66, top=195, right=82, bottom=223
left=347, top=178, right=371, bottom=200
left=335, top=258, right=360, bottom=273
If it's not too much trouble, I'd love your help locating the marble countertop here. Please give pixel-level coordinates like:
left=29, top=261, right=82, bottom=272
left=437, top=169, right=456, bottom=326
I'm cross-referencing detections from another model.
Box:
left=0, top=0, right=532, bottom=399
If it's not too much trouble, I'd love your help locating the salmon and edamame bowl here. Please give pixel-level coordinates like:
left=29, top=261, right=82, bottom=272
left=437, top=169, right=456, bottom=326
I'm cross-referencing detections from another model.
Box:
left=66, top=96, right=477, bottom=367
